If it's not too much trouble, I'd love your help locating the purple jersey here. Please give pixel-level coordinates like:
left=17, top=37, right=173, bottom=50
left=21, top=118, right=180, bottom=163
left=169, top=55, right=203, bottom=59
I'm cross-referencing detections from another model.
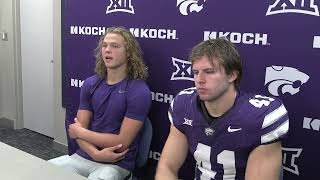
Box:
left=76, top=74, right=151, bottom=171
left=169, top=87, right=289, bottom=180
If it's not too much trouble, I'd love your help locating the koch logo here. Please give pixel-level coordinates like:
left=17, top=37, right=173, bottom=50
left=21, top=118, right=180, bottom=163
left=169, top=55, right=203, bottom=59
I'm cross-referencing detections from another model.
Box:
left=70, top=26, right=106, bottom=36
left=265, top=66, right=309, bottom=96
left=71, top=78, right=84, bottom=88
left=129, top=28, right=178, bottom=40
left=177, top=0, right=207, bottom=16
left=282, top=147, right=302, bottom=175
left=303, top=117, right=320, bottom=131
left=171, top=57, right=194, bottom=81
left=266, top=0, right=320, bottom=16
left=151, top=91, right=174, bottom=104
left=204, top=31, right=269, bottom=45
left=149, top=150, right=161, bottom=161
left=106, top=0, right=134, bottom=14
left=313, top=36, right=320, bottom=48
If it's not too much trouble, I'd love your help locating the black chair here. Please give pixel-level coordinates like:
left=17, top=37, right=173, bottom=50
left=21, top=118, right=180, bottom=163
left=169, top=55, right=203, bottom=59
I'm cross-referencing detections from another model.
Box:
left=125, top=118, right=153, bottom=180
left=279, top=166, right=284, bottom=180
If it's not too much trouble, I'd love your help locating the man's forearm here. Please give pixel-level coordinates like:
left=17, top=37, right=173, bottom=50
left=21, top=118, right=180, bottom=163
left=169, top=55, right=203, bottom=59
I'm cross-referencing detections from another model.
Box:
left=78, top=128, right=121, bottom=149
left=155, top=165, right=179, bottom=180
left=76, top=138, right=98, bottom=159
left=74, top=117, right=143, bottom=152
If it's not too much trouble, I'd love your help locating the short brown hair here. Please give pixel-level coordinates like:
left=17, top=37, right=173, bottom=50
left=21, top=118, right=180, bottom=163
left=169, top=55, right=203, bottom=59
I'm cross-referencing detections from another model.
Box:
left=190, top=38, right=242, bottom=90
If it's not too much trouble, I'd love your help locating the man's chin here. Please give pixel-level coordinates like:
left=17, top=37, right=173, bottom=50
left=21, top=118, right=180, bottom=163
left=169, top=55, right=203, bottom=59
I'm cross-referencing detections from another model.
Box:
left=199, top=95, right=209, bottom=101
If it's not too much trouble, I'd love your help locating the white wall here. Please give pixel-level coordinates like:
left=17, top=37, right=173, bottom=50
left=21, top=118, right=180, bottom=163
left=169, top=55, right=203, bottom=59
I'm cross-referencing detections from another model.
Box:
left=0, top=0, right=67, bottom=145
left=53, top=0, right=67, bottom=145
left=0, top=0, right=17, bottom=122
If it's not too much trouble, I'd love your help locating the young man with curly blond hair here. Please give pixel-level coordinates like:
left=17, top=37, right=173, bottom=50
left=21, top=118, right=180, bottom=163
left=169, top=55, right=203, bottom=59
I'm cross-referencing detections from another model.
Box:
left=50, top=27, right=151, bottom=180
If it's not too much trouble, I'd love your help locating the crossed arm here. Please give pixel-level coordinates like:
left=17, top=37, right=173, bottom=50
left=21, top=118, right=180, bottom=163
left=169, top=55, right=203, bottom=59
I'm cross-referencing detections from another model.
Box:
left=69, top=109, right=143, bottom=163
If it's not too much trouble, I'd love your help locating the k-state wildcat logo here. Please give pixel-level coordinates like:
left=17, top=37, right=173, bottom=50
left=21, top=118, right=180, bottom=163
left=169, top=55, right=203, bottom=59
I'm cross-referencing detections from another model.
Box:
left=171, top=57, right=194, bottom=81
left=177, top=0, right=207, bottom=16
left=265, top=66, right=309, bottom=96
left=106, top=0, right=135, bottom=14
left=266, top=0, right=320, bottom=16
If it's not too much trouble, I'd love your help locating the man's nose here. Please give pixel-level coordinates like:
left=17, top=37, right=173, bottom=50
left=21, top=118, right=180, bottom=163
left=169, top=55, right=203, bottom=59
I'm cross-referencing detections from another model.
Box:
left=106, top=45, right=112, bottom=52
left=103, top=45, right=112, bottom=52
left=195, top=73, right=205, bottom=84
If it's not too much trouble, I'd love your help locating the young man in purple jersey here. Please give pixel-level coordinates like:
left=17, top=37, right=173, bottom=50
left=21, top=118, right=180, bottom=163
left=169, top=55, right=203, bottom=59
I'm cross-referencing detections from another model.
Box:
left=49, top=27, right=151, bottom=180
left=156, top=38, right=289, bottom=180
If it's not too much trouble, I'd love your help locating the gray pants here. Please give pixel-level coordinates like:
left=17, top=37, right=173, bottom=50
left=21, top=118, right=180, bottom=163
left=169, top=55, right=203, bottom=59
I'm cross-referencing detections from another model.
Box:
left=49, top=154, right=130, bottom=180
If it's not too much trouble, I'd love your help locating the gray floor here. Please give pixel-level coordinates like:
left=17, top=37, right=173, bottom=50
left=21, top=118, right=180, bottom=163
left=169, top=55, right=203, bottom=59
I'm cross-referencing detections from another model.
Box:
left=0, top=127, right=67, bottom=160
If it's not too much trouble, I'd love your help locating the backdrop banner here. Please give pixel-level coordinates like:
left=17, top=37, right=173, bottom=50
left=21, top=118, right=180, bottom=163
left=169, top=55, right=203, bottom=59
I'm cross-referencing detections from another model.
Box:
left=61, top=0, right=320, bottom=179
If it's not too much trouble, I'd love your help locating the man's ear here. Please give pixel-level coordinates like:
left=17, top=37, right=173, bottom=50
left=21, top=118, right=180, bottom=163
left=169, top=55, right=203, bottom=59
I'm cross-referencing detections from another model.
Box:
left=228, top=70, right=238, bottom=83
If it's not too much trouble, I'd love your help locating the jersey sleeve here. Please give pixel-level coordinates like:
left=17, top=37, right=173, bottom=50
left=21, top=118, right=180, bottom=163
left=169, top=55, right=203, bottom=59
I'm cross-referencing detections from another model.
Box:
left=258, top=97, right=289, bottom=145
left=125, top=80, right=152, bottom=122
left=168, top=87, right=197, bottom=134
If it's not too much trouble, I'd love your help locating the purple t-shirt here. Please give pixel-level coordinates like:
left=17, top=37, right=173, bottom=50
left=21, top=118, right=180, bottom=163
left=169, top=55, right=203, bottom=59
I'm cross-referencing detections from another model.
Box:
left=169, top=88, right=289, bottom=180
left=76, top=74, right=151, bottom=171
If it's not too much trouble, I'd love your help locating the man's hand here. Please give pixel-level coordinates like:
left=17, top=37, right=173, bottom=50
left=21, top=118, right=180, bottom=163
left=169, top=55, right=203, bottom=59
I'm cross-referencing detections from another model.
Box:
left=93, top=144, right=129, bottom=163
left=69, top=118, right=83, bottom=139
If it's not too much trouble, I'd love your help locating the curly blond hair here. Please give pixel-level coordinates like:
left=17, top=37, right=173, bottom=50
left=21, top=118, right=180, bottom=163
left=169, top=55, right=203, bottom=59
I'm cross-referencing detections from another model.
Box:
left=94, top=26, right=148, bottom=80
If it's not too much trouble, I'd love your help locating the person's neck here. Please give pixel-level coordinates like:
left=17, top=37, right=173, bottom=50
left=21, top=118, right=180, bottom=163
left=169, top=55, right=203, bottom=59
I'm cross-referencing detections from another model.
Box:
left=106, top=66, right=128, bottom=85
left=204, top=87, right=237, bottom=118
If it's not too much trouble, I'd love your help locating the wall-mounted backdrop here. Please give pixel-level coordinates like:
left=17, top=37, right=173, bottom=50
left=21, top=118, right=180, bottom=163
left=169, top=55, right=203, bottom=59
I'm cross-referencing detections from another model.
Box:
left=61, top=0, right=320, bottom=179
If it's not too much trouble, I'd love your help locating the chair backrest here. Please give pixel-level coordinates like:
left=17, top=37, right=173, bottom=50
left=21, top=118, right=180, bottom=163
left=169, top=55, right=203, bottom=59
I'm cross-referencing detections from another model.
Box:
left=279, top=166, right=284, bottom=180
left=135, top=117, right=153, bottom=168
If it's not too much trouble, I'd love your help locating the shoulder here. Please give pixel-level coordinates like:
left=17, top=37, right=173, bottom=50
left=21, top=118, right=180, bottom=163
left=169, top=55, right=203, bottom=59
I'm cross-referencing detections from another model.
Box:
left=169, top=87, right=198, bottom=120
left=125, top=80, right=152, bottom=116
left=238, top=92, right=289, bottom=144
left=171, top=87, right=198, bottom=110
left=125, top=79, right=151, bottom=103
left=82, top=74, right=102, bottom=87
left=240, top=92, right=286, bottom=119
left=127, top=79, right=151, bottom=94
